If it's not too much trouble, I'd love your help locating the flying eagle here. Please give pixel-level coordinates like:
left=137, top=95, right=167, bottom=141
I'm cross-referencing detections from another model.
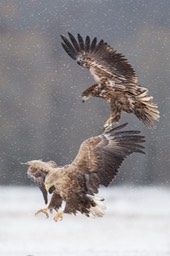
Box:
left=24, top=123, right=145, bottom=221
left=61, top=32, right=159, bottom=131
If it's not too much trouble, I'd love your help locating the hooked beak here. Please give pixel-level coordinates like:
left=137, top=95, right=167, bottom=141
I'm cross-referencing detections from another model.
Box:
left=45, top=183, right=51, bottom=192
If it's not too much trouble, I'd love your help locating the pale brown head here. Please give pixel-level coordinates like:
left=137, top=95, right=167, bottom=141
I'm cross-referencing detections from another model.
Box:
left=45, top=171, right=59, bottom=191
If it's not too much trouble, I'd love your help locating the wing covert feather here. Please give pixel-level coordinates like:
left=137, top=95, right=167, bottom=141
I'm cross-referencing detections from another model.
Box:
left=71, top=123, right=145, bottom=189
left=61, top=33, right=138, bottom=85
left=27, top=160, right=57, bottom=204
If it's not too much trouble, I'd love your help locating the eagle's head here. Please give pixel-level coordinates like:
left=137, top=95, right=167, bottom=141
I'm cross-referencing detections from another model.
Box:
left=45, top=170, right=60, bottom=191
left=82, top=84, right=103, bottom=102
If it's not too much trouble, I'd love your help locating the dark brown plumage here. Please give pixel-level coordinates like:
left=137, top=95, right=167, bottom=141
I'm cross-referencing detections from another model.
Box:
left=61, top=32, right=160, bottom=130
left=25, top=123, right=145, bottom=221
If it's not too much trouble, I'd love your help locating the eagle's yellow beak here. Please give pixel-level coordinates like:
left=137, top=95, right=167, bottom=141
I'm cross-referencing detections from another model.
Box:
left=45, top=183, right=51, bottom=192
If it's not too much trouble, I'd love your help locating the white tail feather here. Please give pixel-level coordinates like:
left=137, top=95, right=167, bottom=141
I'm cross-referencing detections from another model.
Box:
left=134, top=87, right=160, bottom=127
left=140, top=96, right=153, bottom=102
left=88, top=195, right=106, bottom=218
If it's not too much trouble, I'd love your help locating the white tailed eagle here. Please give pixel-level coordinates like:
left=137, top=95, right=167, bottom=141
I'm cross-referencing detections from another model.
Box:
left=61, top=32, right=159, bottom=131
left=24, top=123, right=145, bottom=221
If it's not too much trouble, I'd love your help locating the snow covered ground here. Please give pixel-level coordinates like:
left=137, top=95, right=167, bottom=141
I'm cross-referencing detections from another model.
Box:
left=0, top=186, right=170, bottom=256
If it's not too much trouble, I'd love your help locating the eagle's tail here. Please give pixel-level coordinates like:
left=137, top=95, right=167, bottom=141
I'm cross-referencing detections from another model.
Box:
left=88, top=195, right=106, bottom=218
left=134, top=88, right=160, bottom=128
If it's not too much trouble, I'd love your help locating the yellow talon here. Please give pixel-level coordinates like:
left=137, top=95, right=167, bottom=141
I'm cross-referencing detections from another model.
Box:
left=53, top=212, right=64, bottom=222
left=104, top=117, right=113, bottom=132
left=35, top=208, right=49, bottom=218
left=104, top=125, right=112, bottom=132
left=104, top=116, right=119, bottom=132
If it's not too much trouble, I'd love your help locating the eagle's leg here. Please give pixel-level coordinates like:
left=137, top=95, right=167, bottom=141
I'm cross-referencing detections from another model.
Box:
left=104, top=117, right=114, bottom=132
left=104, top=115, right=118, bottom=132
left=35, top=207, right=49, bottom=218
left=53, top=200, right=66, bottom=222
left=104, top=111, right=121, bottom=132
left=53, top=211, right=64, bottom=222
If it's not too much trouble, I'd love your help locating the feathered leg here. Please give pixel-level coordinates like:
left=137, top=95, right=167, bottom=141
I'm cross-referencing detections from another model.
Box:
left=35, top=193, right=63, bottom=219
left=104, top=92, right=132, bottom=131
left=103, top=103, right=122, bottom=132
left=103, top=115, right=120, bottom=132
left=53, top=201, right=66, bottom=222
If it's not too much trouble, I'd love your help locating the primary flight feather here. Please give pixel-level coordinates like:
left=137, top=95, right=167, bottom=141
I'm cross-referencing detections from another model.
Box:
left=25, top=123, right=145, bottom=221
left=61, top=32, right=160, bottom=131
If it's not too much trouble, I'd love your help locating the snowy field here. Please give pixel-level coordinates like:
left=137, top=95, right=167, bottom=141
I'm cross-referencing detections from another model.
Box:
left=0, top=186, right=170, bottom=256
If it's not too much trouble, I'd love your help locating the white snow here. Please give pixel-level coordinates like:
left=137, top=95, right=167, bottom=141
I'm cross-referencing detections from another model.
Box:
left=0, top=186, right=170, bottom=256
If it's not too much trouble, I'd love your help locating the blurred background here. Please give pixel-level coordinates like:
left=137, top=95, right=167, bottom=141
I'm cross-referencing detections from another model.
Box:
left=0, top=0, right=170, bottom=186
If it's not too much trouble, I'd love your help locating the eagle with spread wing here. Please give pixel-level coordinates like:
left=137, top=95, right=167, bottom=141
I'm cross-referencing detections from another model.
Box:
left=24, top=123, right=145, bottom=221
left=61, top=32, right=159, bottom=131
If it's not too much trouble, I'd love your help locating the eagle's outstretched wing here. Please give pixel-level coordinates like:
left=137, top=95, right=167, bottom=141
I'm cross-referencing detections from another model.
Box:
left=61, top=32, right=138, bottom=85
left=70, top=123, right=145, bottom=192
left=26, top=160, right=57, bottom=204
left=61, top=33, right=159, bottom=130
left=24, top=125, right=145, bottom=220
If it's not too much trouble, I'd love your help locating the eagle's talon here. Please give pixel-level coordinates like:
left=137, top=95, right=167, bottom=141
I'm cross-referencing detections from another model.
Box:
left=104, top=116, right=120, bottom=132
left=60, top=33, right=159, bottom=128
left=53, top=212, right=64, bottom=222
left=103, top=120, right=113, bottom=132
left=35, top=208, right=49, bottom=218
left=104, top=126, right=111, bottom=132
